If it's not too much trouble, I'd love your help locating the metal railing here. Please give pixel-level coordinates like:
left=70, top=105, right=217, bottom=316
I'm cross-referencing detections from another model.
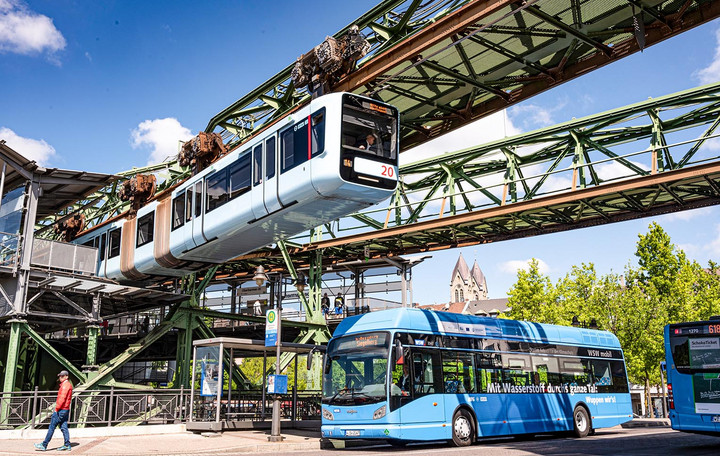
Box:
left=0, top=387, right=189, bottom=429
left=191, top=389, right=321, bottom=423
left=31, top=239, right=98, bottom=276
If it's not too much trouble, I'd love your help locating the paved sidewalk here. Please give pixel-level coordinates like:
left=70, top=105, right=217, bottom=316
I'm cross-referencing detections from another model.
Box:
left=0, top=429, right=321, bottom=456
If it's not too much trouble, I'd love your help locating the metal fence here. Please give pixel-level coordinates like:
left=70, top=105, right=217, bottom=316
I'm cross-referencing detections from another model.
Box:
left=0, top=387, right=190, bottom=429
left=191, top=389, right=321, bottom=423
left=31, top=239, right=98, bottom=276
left=0, top=387, right=320, bottom=429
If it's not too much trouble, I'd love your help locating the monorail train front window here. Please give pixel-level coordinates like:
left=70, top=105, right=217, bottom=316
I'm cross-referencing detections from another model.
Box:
left=322, top=332, right=389, bottom=406
left=341, top=95, right=397, bottom=161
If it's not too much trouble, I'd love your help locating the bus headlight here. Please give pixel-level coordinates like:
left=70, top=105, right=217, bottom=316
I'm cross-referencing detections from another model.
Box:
left=323, top=408, right=334, bottom=420
left=373, top=405, right=386, bottom=420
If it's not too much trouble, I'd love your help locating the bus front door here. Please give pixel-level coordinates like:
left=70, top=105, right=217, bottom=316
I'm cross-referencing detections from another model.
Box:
left=397, top=351, right=445, bottom=439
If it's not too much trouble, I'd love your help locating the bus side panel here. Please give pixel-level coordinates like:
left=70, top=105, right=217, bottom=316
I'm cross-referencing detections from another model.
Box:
left=472, top=394, right=509, bottom=437
left=507, top=394, right=565, bottom=434
left=396, top=395, right=449, bottom=441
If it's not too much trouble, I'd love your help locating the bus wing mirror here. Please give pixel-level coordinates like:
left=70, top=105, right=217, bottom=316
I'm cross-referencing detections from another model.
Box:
left=307, top=347, right=316, bottom=370
left=394, top=340, right=403, bottom=364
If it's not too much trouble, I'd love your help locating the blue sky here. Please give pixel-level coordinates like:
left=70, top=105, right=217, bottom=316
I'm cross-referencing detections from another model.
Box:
left=2, top=1, right=720, bottom=305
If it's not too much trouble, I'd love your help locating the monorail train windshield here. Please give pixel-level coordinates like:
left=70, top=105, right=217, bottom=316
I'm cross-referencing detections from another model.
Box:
left=341, top=94, right=398, bottom=189
left=323, top=332, right=390, bottom=406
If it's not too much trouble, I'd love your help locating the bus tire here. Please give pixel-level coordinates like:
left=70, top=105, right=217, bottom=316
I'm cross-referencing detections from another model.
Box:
left=572, top=406, right=591, bottom=438
left=451, top=409, right=474, bottom=447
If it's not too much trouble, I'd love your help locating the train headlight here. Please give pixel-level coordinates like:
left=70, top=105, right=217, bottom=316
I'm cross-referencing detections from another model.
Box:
left=373, top=405, right=386, bottom=420
left=322, top=408, right=334, bottom=421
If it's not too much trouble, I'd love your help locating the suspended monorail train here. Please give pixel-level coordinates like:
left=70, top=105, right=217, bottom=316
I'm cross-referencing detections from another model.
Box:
left=74, top=93, right=399, bottom=282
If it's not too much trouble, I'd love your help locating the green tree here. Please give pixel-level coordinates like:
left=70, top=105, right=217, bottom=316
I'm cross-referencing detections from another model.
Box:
left=506, top=259, right=555, bottom=322
left=504, top=223, right=720, bottom=418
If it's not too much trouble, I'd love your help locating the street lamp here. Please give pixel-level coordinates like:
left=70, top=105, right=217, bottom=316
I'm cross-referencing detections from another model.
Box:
left=294, top=275, right=306, bottom=293
left=253, top=265, right=268, bottom=287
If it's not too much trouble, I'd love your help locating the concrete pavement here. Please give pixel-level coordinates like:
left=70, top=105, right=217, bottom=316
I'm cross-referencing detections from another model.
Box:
left=0, top=428, right=321, bottom=456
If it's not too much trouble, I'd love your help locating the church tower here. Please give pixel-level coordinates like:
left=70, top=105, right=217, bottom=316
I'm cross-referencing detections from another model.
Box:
left=450, top=253, right=488, bottom=303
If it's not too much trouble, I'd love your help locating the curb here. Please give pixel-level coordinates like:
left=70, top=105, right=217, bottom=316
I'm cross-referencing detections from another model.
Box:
left=621, top=419, right=670, bottom=428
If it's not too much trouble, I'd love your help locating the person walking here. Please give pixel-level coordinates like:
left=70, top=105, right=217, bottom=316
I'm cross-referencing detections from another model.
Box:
left=35, top=370, right=72, bottom=451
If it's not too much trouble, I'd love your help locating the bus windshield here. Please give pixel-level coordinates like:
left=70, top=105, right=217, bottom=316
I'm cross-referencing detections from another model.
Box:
left=668, top=323, right=720, bottom=373
left=323, top=332, right=389, bottom=406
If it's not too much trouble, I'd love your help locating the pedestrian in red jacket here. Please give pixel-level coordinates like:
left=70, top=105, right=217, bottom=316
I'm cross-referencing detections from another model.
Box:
left=34, top=370, right=72, bottom=451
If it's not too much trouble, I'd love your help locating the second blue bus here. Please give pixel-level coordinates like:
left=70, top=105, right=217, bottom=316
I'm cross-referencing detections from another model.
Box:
left=664, top=318, right=720, bottom=435
left=321, top=308, right=632, bottom=446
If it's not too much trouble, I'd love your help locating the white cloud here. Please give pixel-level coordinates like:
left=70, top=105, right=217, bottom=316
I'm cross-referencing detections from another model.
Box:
left=695, top=26, right=720, bottom=85
left=508, top=100, right=567, bottom=131
left=0, top=127, right=56, bottom=165
left=595, top=159, right=650, bottom=182
left=707, top=224, right=720, bottom=258
left=658, top=206, right=713, bottom=222
left=0, top=0, right=66, bottom=58
left=499, top=258, right=549, bottom=275
left=400, top=110, right=519, bottom=167
left=130, top=118, right=193, bottom=165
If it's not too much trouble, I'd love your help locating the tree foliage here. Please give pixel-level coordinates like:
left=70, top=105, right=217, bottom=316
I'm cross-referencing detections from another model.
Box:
left=506, top=222, right=720, bottom=416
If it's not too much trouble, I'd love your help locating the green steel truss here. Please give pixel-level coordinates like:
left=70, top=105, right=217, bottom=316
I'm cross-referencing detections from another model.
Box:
left=34, top=1, right=720, bottom=239
left=196, top=80, right=720, bottom=277
left=35, top=161, right=190, bottom=239
left=206, top=0, right=720, bottom=153
left=286, top=81, right=720, bottom=260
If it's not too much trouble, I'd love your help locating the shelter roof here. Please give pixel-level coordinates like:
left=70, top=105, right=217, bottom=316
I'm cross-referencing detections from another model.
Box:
left=193, top=337, right=325, bottom=357
left=0, top=142, right=119, bottom=219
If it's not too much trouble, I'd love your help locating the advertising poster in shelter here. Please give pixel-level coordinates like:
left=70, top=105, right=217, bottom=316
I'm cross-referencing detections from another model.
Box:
left=197, top=346, right=223, bottom=397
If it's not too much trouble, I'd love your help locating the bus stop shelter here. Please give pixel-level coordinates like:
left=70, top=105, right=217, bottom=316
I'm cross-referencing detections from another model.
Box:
left=187, top=337, right=325, bottom=432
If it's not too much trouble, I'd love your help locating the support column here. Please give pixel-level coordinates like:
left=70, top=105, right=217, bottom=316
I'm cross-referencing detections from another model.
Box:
left=307, top=250, right=324, bottom=324
left=85, top=325, right=100, bottom=369
left=1, top=319, right=24, bottom=424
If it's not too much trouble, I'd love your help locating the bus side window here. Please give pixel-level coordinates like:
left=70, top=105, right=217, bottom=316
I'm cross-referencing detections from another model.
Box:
left=560, top=358, right=591, bottom=386
left=503, top=354, right=532, bottom=386
left=442, top=351, right=474, bottom=393
left=413, top=351, right=436, bottom=396
left=476, top=353, right=502, bottom=393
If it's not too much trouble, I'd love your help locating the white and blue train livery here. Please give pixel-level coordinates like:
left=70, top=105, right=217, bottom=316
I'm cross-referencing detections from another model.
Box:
left=75, top=92, right=399, bottom=282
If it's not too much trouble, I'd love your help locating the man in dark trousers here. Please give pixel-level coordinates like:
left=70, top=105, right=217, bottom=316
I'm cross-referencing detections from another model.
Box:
left=320, top=293, right=330, bottom=318
left=35, top=370, right=72, bottom=451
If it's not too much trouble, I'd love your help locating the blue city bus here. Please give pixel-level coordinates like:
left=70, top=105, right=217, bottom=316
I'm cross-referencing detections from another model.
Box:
left=664, top=318, right=720, bottom=435
left=321, top=308, right=632, bottom=446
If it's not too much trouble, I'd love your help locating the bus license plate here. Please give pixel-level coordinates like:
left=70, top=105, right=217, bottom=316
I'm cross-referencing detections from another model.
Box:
left=712, top=416, right=720, bottom=423
left=345, top=430, right=361, bottom=436
left=354, top=157, right=397, bottom=180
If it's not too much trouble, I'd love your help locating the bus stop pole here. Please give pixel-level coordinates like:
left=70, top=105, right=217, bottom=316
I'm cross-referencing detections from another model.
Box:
left=269, top=279, right=284, bottom=441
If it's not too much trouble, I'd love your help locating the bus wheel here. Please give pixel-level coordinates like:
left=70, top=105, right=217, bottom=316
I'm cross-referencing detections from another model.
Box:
left=451, top=409, right=474, bottom=447
left=572, top=406, right=591, bottom=438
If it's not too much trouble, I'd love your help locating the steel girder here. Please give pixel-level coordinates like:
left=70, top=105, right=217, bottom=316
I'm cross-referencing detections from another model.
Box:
left=284, top=81, right=720, bottom=260
left=206, top=0, right=720, bottom=154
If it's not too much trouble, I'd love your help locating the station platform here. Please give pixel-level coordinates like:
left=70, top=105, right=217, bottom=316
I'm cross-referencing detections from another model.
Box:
left=0, top=426, right=321, bottom=455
